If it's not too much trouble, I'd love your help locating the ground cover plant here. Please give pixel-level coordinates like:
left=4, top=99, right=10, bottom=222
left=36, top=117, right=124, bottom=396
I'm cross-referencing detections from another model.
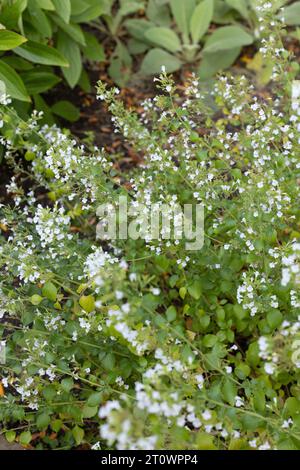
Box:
left=0, top=0, right=300, bottom=451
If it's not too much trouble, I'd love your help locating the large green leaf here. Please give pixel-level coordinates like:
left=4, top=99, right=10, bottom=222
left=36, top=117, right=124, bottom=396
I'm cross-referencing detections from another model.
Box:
left=57, top=32, right=82, bottom=87
left=27, top=3, right=53, bottom=38
left=0, top=30, right=27, bottom=51
left=15, top=41, right=69, bottom=66
left=203, top=26, right=253, bottom=53
left=144, top=27, right=181, bottom=53
left=52, top=0, right=71, bottom=23
left=280, top=2, right=300, bottom=25
left=170, top=0, right=195, bottom=40
left=0, top=60, right=30, bottom=102
left=199, top=47, right=240, bottom=80
left=37, top=0, right=55, bottom=10
left=190, top=0, right=214, bottom=44
left=21, top=70, right=61, bottom=94
left=141, top=48, right=182, bottom=75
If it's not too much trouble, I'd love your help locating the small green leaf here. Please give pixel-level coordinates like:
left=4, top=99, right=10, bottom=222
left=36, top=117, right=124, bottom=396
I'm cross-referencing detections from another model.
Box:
left=36, top=412, right=51, bottom=431
left=0, top=30, right=27, bottom=51
left=30, top=294, right=43, bottom=305
left=72, top=425, right=84, bottom=446
left=5, top=430, right=16, bottom=443
left=188, top=281, right=202, bottom=300
left=19, top=431, right=32, bottom=446
left=79, top=295, right=95, bottom=313
left=42, top=281, right=58, bottom=302
left=166, top=305, right=177, bottom=322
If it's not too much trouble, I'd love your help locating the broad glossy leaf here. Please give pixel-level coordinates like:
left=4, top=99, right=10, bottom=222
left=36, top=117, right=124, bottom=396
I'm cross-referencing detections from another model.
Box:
left=0, top=60, right=30, bottom=102
left=57, top=32, right=82, bottom=87
left=0, top=30, right=27, bottom=51
left=15, top=41, right=69, bottom=66
left=52, top=0, right=71, bottom=23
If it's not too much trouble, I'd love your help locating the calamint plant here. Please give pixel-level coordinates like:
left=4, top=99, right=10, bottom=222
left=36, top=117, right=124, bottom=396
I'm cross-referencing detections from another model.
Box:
left=0, top=0, right=300, bottom=450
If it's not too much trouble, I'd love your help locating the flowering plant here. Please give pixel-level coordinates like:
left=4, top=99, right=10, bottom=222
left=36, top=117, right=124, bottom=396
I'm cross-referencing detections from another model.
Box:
left=0, top=2, right=300, bottom=450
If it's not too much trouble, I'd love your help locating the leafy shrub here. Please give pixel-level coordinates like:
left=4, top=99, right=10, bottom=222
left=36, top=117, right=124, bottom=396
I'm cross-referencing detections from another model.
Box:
left=0, top=2, right=300, bottom=450
left=0, top=0, right=106, bottom=120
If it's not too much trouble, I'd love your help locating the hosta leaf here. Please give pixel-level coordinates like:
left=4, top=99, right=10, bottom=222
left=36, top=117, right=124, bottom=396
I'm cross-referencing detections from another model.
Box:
left=15, top=41, right=69, bottom=66
left=141, top=48, right=182, bottom=74
left=190, top=0, right=214, bottom=44
left=0, top=60, right=30, bottom=102
left=203, top=26, right=253, bottom=53
left=144, top=27, right=181, bottom=53
left=0, top=30, right=27, bottom=51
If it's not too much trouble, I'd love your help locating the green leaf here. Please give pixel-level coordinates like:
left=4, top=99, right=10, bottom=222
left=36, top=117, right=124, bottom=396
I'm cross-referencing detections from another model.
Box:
left=0, top=60, right=30, bottom=102
left=0, top=30, right=27, bottom=51
left=267, top=310, right=283, bottom=330
left=72, top=426, right=84, bottom=446
left=199, top=47, right=240, bottom=80
left=141, top=48, right=182, bottom=74
left=19, top=431, right=32, bottom=446
left=82, top=31, right=105, bottom=61
left=196, top=432, right=216, bottom=450
left=82, top=405, right=98, bottom=418
left=188, top=281, right=202, bottom=300
left=36, top=412, right=51, bottom=430
left=190, top=0, right=214, bottom=44
left=87, top=392, right=102, bottom=407
left=57, top=31, right=82, bottom=87
left=21, top=70, right=61, bottom=94
left=203, top=26, right=253, bottom=54
left=50, top=14, right=86, bottom=45
left=125, top=19, right=154, bottom=41
left=222, top=379, right=237, bottom=406
left=280, top=2, right=300, bottom=25
left=30, top=294, right=43, bottom=305
left=28, top=3, right=52, bottom=38
left=37, top=0, right=55, bottom=10
left=144, top=27, right=181, bottom=53
left=170, top=0, right=196, bottom=40
left=51, top=100, right=80, bottom=122
left=79, top=295, right=95, bottom=313
left=15, top=41, right=69, bottom=66
left=52, top=0, right=71, bottom=23
left=71, top=4, right=106, bottom=23
left=166, top=305, right=177, bottom=322
left=61, top=377, right=74, bottom=392
left=5, top=431, right=16, bottom=443
left=225, top=0, right=249, bottom=20
left=42, top=281, right=58, bottom=302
